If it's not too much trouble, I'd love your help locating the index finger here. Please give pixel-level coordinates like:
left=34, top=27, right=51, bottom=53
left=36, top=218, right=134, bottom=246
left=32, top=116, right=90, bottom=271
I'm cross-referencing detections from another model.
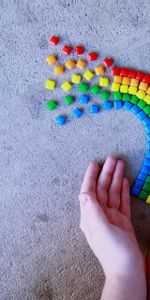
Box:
left=80, top=162, right=100, bottom=196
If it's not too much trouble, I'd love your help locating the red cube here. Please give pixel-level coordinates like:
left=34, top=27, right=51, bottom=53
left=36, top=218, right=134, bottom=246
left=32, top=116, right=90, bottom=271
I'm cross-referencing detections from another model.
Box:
left=136, top=71, right=144, bottom=80
left=120, top=68, right=129, bottom=77
left=128, top=70, right=137, bottom=78
left=88, top=52, right=98, bottom=61
left=103, top=57, right=113, bottom=68
left=143, top=74, right=150, bottom=84
left=62, top=45, right=72, bottom=55
left=75, top=45, right=84, bottom=55
left=111, top=67, right=121, bottom=76
left=50, top=35, right=60, bottom=46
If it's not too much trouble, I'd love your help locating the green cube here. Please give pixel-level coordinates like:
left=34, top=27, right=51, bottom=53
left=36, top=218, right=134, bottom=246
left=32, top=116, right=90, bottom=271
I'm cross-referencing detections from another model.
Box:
left=138, top=190, right=148, bottom=201
left=143, top=183, right=150, bottom=192
left=143, top=105, right=150, bottom=115
left=113, top=92, right=122, bottom=100
left=90, top=85, right=100, bottom=95
left=146, top=176, right=150, bottom=184
left=100, top=90, right=110, bottom=100
left=131, top=95, right=139, bottom=104
left=78, top=83, right=89, bottom=93
left=65, top=95, right=74, bottom=105
left=46, top=100, right=57, bottom=110
left=122, top=93, right=131, bottom=102
left=137, top=100, right=146, bottom=109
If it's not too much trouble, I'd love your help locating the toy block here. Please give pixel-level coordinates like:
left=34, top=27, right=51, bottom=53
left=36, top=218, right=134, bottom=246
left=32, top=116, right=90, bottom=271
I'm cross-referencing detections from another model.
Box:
left=146, top=125, right=150, bottom=134
left=137, top=111, right=147, bottom=120
left=100, top=90, right=110, bottom=100
left=137, top=172, right=147, bottom=181
left=146, top=195, right=150, bottom=204
left=133, top=179, right=144, bottom=189
left=111, top=67, right=121, bottom=76
left=146, top=150, right=150, bottom=158
left=99, top=77, right=109, bottom=87
left=103, top=57, right=113, bottom=67
left=50, top=35, right=60, bottom=45
left=146, top=87, right=150, bottom=95
left=90, top=104, right=100, bottom=114
left=130, top=78, right=139, bottom=87
left=72, top=107, right=83, bottom=118
left=130, top=95, right=139, bottom=104
left=143, top=105, right=150, bottom=115
left=114, top=100, right=123, bottom=109
left=90, top=85, right=100, bottom=95
left=144, top=95, right=150, bottom=104
left=128, top=86, right=138, bottom=95
left=120, top=68, right=129, bottom=77
left=139, top=81, right=148, bottom=91
left=137, top=100, right=146, bottom=109
left=95, top=65, right=105, bottom=75
left=75, top=45, right=84, bottom=55
left=128, top=70, right=137, bottom=78
left=143, top=75, right=150, bottom=84
left=64, top=95, right=74, bottom=105
left=147, top=135, right=150, bottom=142
left=62, top=45, right=72, bottom=55
left=122, top=93, right=131, bottom=101
left=136, top=90, right=146, bottom=100
left=141, top=165, right=150, bottom=174
left=142, top=117, right=150, bottom=126
left=103, top=101, right=113, bottom=110
left=55, top=115, right=66, bottom=125
left=146, top=176, right=150, bottom=184
left=88, top=52, right=98, bottom=61
left=46, top=100, right=57, bottom=110
left=71, top=74, right=81, bottom=84
left=136, top=71, right=144, bottom=80
left=131, top=105, right=141, bottom=114
left=61, top=81, right=72, bottom=92
left=83, top=70, right=94, bottom=81
left=54, top=65, right=65, bottom=75
left=120, top=85, right=128, bottom=93
left=144, top=158, right=150, bottom=166
left=122, top=77, right=131, bottom=85
left=131, top=187, right=140, bottom=196
left=144, top=184, right=150, bottom=194
left=78, top=83, right=89, bottom=93
left=79, top=94, right=90, bottom=104
left=46, top=55, right=57, bottom=65
left=114, top=76, right=122, bottom=84
left=65, top=59, right=76, bottom=70
left=139, top=190, right=149, bottom=201
left=45, top=79, right=56, bottom=90
left=111, top=82, right=120, bottom=92
left=113, top=92, right=122, bottom=100
left=76, top=59, right=87, bottom=69
left=123, top=101, right=133, bottom=110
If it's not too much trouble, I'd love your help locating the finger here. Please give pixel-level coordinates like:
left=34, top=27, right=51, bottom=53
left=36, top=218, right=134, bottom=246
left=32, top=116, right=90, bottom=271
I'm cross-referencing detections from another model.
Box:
left=119, top=178, right=131, bottom=218
left=80, top=162, right=100, bottom=196
left=97, top=156, right=117, bottom=206
left=108, top=160, right=125, bottom=209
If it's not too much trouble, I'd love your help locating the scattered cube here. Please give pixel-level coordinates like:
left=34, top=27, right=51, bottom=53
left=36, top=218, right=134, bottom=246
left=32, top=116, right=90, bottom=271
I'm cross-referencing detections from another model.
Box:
left=111, top=82, right=120, bottom=92
left=95, top=65, right=105, bottom=75
left=78, top=83, right=89, bottom=93
left=122, top=77, right=131, bottom=85
left=128, top=70, right=137, bottom=78
left=65, top=95, right=74, bottom=105
left=120, top=68, right=129, bottom=77
left=144, top=95, right=150, bottom=104
left=100, top=90, right=110, bottom=100
left=114, top=76, right=122, bottom=84
left=62, top=45, right=72, bottom=55
left=120, top=85, right=128, bottom=93
left=79, top=94, right=90, bottom=104
left=46, top=100, right=57, bottom=110
left=99, top=77, right=109, bottom=87
left=103, top=101, right=113, bottom=110
left=90, top=85, right=100, bottom=95
left=103, top=57, right=113, bottom=67
left=55, top=115, right=66, bottom=126
left=61, top=81, right=72, bottom=92
left=83, top=70, right=94, bottom=81
left=76, top=59, right=87, bottom=69
left=139, top=81, right=148, bottom=91
left=136, top=90, right=146, bottom=100
left=128, top=86, right=138, bottom=95
left=130, top=78, right=139, bottom=87
left=147, top=87, right=150, bottom=95
left=45, top=79, right=56, bottom=90
left=71, top=74, right=82, bottom=84
left=54, top=65, right=65, bottom=75
left=75, top=45, right=84, bottom=55
left=88, top=52, right=98, bottom=61
left=143, top=75, right=150, bottom=84
left=50, top=35, right=60, bottom=45
left=90, top=104, right=100, bottom=114
left=72, top=107, right=83, bottom=118
left=136, top=72, right=144, bottom=80
left=111, top=67, right=121, bottom=75
left=65, top=59, right=76, bottom=70
left=46, top=55, right=57, bottom=65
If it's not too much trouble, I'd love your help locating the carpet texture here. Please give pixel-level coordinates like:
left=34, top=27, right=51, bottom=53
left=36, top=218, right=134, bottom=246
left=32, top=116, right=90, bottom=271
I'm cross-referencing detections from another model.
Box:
left=1, top=0, right=150, bottom=299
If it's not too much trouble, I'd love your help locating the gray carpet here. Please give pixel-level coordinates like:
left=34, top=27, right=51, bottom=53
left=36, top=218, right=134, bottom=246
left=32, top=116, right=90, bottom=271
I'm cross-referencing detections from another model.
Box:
left=1, top=0, right=150, bottom=299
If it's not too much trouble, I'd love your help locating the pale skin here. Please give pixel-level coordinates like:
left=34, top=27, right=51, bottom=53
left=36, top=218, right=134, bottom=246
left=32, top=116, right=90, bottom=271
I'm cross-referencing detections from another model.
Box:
left=79, top=156, right=150, bottom=300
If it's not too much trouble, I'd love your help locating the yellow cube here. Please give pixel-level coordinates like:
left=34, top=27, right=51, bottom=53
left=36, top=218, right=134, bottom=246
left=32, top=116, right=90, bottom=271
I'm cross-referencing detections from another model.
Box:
left=146, top=195, right=150, bottom=204
left=144, top=95, right=150, bottom=104
left=130, top=78, right=139, bottom=87
left=76, top=59, right=87, bottom=69
left=61, top=81, right=72, bottom=92
left=71, top=74, right=82, bottom=84
left=139, top=81, right=148, bottom=91
left=146, top=86, right=150, bottom=95
left=45, top=80, right=56, bottom=90
left=136, top=90, right=146, bottom=100
left=128, top=86, right=138, bottom=95
left=122, top=77, right=131, bottom=85
left=111, top=82, right=120, bottom=92
left=120, top=85, right=128, bottom=93
left=54, top=65, right=65, bottom=75
left=83, top=70, right=94, bottom=81
left=95, top=65, right=105, bottom=75
left=114, top=76, right=122, bottom=84
left=65, top=59, right=76, bottom=70
left=99, top=77, right=109, bottom=87
left=46, top=55, right=57, bottom=65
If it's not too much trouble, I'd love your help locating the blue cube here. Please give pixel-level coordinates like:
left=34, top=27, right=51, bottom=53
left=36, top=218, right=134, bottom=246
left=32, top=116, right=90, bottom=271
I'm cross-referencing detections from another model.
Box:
left=103, top=101, right=113, bottom=110
left=55, top=115, right=67, bottom=126
left=131, top=105, right=141, bottom=114
left=133, top=179, right=144, bottom=189
left=131, top=187, right=140, bottom=197
left=79, top=94, right=89, bottom=104
left=142, top=117, right=150, bottom=126
left=137, top=172, right=148, bottom=181
left=72, top=107, right=83, bottom=118
left=90, top=104, right=100, bottom=114
left=114, top=100, right=123, bottom=109
left=123, top=101, right=133, bottom=110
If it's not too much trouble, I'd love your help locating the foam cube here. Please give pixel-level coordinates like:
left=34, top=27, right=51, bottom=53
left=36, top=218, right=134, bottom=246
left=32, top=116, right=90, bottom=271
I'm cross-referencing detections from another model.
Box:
left=128, top=86, right=138, bottom=95
left=76, top=59, right=87, bottom=69
left=90, top=104, right=100, bottom=114
left=120, top=85, right=128, bottom=93
left=62, top=45, right=72, bottom=55
left=111, top=82, right=120, bottom=92
left=45, top=80, right=56, bottom=90
left=46, top=100, right=57, bottom=110
left=99, top=77, right=109, bottom=87
left=100, top=90, right=110, bottom=100
left=95, top=65, right=105, bottom=75
left=130, top=78, right=139, bottom=87
left=144, top=95, right=150, bottom=104
left=65, top=59, right=76, bottom=70
left=55, top=115, right=66, bottom=125
left=61, top=81, right=72, bottom=92
left=65, top=95, right=74, bottom=105
left=139, top=82, right=148, bottom=91
left=83, top=70, right=94, bottom=81
left=78, top=83, right=89, bottom=93
left=54, top=65, right=65, bottom=75
left=122, top=77, right=131, bottom=85
left=71, top=74, right=81, bottom=84
left=72, top=107, right=83, bottom=118
left=79, top=94, right=89, bottom=104
left=136, top=90, right=146, bottom=100
left=90, top=85, right=100, bottom=95
left=147, top=87, right=150, bottom=95
left=46, top=55, right=57, bottom=65
left=114, top=76, right=122, bottom=84
left=103, top=101, right=113, bottom=110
